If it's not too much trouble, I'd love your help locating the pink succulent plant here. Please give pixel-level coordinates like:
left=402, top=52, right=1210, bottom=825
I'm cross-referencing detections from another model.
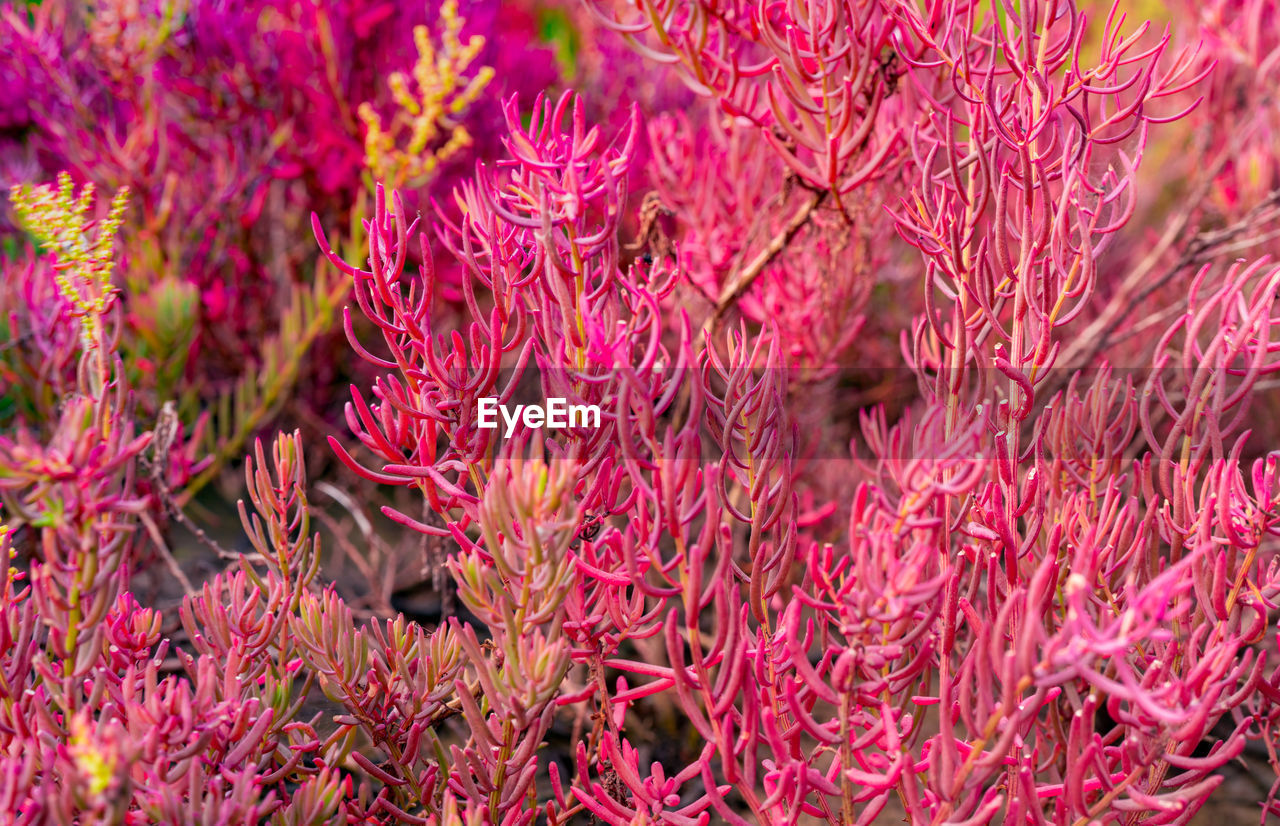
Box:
left=4, top=0, right=1280, bottom=822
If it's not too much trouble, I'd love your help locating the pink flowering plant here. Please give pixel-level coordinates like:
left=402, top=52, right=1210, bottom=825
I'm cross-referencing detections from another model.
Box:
left=6, top=0, right=1280, bottom=823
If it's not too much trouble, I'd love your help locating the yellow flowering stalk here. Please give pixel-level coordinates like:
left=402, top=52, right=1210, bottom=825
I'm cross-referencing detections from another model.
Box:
left=9, top=173, right=130, bottom=352
left=359, top=0, right=494, bottom=190
left=69, top=715, right=118, bottom=798
left=1, top=521, right=12, bottom=581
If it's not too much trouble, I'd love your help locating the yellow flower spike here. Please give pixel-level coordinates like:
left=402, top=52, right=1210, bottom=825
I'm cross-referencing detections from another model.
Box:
left=359, top=2, right=493, bottom=191
left=2, top=522, right=13, bottom=577
left=358, top=103, right=392, bottom=180
left=413, top=25, right=436, bottom=82
left=439, top=0, right=461, bottom=53
left=69, top=716, right=117, bottom=797
left=9, top=173, right=130, bottom=348
left=452, top=67, right=494, bottom=114
left=388, top=72, right=419, bottom=116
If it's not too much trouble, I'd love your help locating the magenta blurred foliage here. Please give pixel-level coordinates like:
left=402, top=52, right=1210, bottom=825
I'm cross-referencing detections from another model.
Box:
left=8, top=0, right=1280, bottom=823
left=0, top=0, right=561, bottom=393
